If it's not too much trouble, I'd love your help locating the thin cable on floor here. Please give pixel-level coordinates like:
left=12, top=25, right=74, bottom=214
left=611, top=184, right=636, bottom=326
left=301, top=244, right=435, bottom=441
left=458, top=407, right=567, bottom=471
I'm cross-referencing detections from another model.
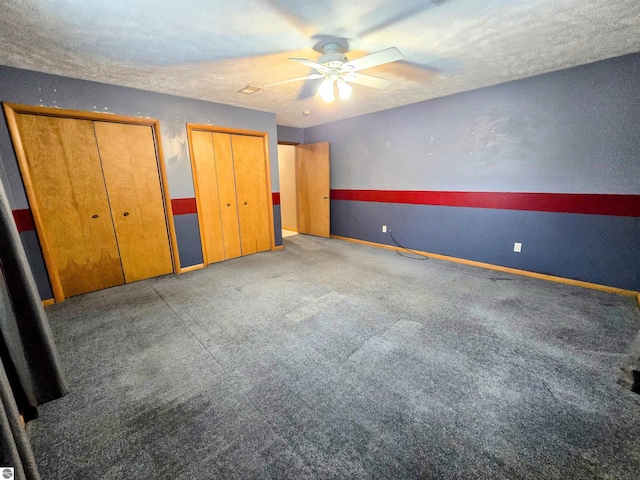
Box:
left=389, top=231, right=429, bottom=260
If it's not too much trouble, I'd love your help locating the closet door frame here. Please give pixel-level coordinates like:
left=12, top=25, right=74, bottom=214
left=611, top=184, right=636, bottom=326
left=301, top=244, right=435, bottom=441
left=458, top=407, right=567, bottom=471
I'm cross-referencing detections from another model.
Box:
left=3, top=103, right=180, bottom=302
left=186, top=123, right=276, bottom=265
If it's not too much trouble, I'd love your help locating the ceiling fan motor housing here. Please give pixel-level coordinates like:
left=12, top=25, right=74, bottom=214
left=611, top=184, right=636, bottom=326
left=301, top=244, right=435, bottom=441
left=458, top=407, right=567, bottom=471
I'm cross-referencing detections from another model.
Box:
left=317, top=52, right=347, bottom=70
left=317, top=42, right=348, bottom=70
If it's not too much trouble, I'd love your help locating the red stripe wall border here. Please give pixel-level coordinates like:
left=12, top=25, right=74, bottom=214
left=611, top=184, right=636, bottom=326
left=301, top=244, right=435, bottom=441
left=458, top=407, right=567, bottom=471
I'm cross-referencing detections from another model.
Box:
left=13, top=195, right=280, bottom=229
left=330, top=190, right=640, bottom=217
left=14, top=190, right=634, bottom=234
left=171, top=198, right=197, bottom=215
left=171, top=194, right=281, bottom=214
left=12, top=208, right=35, bottom=233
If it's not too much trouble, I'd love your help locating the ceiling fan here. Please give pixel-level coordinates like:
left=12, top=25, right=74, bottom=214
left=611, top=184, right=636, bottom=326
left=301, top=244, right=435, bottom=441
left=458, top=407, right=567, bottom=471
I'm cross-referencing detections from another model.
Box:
left=263, top=41, right=404, bottom=103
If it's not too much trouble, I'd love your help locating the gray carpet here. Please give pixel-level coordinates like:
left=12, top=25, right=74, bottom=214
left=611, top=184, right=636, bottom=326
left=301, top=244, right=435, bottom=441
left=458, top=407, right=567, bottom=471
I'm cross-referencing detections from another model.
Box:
left=29, top=235, right=640, bottom=479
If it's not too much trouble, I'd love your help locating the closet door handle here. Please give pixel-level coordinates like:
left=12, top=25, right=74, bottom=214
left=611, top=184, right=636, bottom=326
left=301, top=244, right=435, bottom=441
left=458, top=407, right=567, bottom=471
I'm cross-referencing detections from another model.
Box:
left=123, top=212, right=130, bottom=217
left=227, top=203, right=231, bottom=207
left=244, top=201, right=248, bottom=205
left=323, top=195, right=328, bottom=199
left=91, top=214, right=99, bottom=219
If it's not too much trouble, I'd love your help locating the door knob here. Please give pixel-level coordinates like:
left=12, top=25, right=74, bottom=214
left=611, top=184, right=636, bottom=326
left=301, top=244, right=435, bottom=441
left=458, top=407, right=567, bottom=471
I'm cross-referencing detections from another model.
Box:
left=323, top=195, right=328, bottom=199
left=123, top=212, right=130, bottom=217
left=227, top=203, right=231, bottom=207
left=91, top=214, right=99, bottom=219
left=244, top=201, right=248, bottom=205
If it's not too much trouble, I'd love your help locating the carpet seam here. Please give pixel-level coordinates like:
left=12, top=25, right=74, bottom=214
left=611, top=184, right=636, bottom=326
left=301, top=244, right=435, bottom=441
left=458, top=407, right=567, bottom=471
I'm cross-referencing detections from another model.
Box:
left=149, top=284, right=226, bottom=372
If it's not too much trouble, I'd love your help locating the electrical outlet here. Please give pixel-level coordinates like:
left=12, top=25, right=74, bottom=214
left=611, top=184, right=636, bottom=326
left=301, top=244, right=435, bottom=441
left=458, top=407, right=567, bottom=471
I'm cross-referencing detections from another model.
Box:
left=514, top=242, right=522, bottom=253
left=382, top=225, right=387, bottom=233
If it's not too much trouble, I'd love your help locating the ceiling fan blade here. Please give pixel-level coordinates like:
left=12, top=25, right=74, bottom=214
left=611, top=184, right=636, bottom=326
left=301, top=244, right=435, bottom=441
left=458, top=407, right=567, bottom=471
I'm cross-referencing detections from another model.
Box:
left=289, top=57, right=329, bottom=72
left=263, top=73, right=324, bottom=88
left=264, top=0, right=330, bottom=36
left=298, top=77, right=325, bottom=100
left=343, top=47, right=404, bottom=72
left=357, top=2, right=436, bottom=39
left=346, top=73, right=392, bottom=89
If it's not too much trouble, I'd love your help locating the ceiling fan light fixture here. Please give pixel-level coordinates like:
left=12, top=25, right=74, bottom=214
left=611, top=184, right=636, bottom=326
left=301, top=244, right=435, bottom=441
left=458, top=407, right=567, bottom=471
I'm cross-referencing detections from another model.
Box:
left=317, top=78, right=335, bottom=103
left=337, top=79, right=352, bottom=100
left=276, top=44, right=403, bottom=103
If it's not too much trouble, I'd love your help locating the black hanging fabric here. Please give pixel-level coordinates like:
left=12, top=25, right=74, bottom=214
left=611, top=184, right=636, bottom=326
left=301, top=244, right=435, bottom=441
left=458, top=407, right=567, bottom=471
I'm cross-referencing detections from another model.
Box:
left=0, top=180, right=68, bottom=403
left=0, top=357, right=40, bottom=480
left=0, top=175, right=68, bottom=479
left=0, top=266, right=38, bottom=422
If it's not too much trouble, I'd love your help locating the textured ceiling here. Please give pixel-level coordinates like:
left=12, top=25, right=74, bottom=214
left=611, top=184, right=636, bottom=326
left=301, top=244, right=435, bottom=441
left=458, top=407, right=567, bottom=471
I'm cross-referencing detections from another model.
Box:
left=1, top=0, right=639, bottom=128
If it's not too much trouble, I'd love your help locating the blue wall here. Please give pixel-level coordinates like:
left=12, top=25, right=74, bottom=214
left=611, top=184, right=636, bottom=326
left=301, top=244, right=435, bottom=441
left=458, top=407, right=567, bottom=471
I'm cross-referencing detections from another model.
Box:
left=277, top=125, right=304, bottom=144
left=0, top=66, right=282, bottom=296
left=3, top=51, right=640, bottom=294
left=0, top=66, right=280, bottom=206
left=305, top=53, right=640, bottom=291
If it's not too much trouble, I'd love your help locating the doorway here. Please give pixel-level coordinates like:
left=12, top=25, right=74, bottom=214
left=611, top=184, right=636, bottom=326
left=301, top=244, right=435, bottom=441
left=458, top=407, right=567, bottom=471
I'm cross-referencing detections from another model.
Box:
left=277, top=144, right=298, bottom=238
left=277, top=141, right=330, bottom=240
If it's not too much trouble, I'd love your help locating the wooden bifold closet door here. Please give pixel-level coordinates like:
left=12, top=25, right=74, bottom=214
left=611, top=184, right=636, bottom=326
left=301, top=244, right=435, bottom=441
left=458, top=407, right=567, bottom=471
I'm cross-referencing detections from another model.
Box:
left=191, top=131, right=241, bottom=264
left=15, top=114, right=125, bottom=297
left=189, top=127, right=272, bottom=265
left=12, top=112, right=173, bottom=300
left=94, top=122, right=173, bottom=283
left=232, top=134, right=272, bottom=255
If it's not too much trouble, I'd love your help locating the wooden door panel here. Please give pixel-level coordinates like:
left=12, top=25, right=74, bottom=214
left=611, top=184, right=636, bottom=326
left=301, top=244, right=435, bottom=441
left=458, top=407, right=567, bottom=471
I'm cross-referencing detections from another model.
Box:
left=94, top=122, right=173, bottom=282
left=231, top=135, right=271, bottom=255
left=296, top=142, right=330, bottom=238
left=191, top=130, right=226, bottom=264
left=15, top=114, right=124, bottom=296
left=122, top=124, right=173, bottom=278
left=212, top=133, right=242, bottom=260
